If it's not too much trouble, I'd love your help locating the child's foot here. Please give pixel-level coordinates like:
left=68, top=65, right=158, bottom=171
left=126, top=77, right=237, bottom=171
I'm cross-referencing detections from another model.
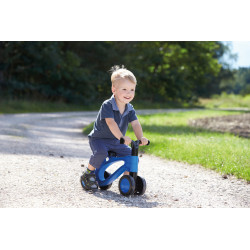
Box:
left=80, top=168, right=98, bottom=191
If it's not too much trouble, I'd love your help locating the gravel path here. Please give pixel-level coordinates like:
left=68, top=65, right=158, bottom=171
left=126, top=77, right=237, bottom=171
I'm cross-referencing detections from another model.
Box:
left=0, top=111, right=249, bottom=208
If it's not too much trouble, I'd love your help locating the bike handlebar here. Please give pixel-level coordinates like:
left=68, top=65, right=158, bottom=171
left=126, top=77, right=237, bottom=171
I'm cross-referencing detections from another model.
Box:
left=120, top=137, right=150, bottom=146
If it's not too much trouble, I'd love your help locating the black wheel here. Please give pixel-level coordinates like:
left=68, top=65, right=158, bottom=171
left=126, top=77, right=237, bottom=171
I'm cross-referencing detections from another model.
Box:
left=99, top=171, right=112, bottom=190
left=118, top=175, right=135, bottom=196
left=134, top=176, right=146, bottom=195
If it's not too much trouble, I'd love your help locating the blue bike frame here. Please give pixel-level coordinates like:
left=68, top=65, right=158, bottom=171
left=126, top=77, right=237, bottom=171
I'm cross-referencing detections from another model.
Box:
left=95, top=155, right=139, bottom=187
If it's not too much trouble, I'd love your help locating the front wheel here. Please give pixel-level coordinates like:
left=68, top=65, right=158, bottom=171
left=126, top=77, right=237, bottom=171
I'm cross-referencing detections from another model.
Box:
left=119, top=175, right=135, bottom=196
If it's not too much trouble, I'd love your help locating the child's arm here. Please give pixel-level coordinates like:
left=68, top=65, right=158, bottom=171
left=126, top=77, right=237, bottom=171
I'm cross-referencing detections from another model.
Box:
left=105, top=118, right=131, bottom=145
left=131, top=120, right=148, bottom=145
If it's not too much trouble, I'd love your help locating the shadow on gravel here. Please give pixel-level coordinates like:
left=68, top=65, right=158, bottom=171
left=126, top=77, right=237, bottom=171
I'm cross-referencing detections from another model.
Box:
left=92, top=189, right=159, bottom=208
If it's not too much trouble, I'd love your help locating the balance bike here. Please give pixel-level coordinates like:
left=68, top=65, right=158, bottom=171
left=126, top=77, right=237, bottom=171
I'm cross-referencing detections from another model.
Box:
left=95, top=138, right=150, bottom=196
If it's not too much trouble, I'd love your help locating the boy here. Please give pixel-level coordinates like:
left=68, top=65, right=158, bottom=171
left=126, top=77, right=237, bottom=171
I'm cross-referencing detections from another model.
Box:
left=81, top=65, right=149, bottom=191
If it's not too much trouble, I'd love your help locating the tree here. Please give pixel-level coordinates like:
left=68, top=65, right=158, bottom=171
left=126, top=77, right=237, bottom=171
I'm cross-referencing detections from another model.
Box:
left=220, top=67, right=250, bottom=95
left=0, top=41, right=228, bottom=104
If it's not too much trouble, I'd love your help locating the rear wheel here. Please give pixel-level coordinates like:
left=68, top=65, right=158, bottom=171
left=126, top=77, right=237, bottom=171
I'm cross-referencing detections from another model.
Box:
left=99, top=171, right=112, bottom=190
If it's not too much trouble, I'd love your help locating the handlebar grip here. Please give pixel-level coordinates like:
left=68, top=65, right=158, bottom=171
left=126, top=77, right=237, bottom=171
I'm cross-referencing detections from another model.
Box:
left=120, top=137, right=125, bottom=144
left=139, top=140, right=150, bottom=145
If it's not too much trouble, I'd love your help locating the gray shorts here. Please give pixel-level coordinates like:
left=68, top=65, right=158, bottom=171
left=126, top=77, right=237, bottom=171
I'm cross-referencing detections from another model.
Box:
left=88, top=138, right=132, bottom=169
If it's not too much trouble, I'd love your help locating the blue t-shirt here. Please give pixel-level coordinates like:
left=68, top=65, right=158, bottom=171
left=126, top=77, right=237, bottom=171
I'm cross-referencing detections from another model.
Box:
left=88, top=95, right=138, bottom=140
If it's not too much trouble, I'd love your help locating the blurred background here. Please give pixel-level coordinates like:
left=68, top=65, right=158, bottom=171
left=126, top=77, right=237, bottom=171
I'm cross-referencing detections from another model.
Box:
left=0, top=41, right=249, bottom=111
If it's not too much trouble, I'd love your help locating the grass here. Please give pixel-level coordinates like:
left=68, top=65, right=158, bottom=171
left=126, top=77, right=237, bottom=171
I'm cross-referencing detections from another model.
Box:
left=83, top=110, right=250, bottom=181
left=1, top=93, right=249, bottom=114
left=0, top=98, right=200, bottom=114
left=0, top=99, right=100, bottom=114
left=199, top=93, right=250, bottom=109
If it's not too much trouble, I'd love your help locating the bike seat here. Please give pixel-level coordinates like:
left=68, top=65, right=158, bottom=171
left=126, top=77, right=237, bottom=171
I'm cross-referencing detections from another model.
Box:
left=108, top=151, right=117, bottom=157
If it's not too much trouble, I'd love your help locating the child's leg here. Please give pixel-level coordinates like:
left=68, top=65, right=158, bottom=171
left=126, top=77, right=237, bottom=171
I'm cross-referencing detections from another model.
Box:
left=81, top=138, right=108, bottom=191
left=87, top=163, right=95, bottom=171
left=88, top=138, right=109, bottom=170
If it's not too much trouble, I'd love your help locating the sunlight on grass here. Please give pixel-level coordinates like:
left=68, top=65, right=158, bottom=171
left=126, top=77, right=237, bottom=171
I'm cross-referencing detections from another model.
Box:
left=126, top=110, right=250, bottom=181
left=199, top=93, right=250, bottom=109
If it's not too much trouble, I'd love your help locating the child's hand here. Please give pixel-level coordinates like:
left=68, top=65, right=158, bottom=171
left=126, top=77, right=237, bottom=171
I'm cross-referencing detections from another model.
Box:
left=122, top=136, right=132, bottom=145
left=140, top=137, right=149, bottom=146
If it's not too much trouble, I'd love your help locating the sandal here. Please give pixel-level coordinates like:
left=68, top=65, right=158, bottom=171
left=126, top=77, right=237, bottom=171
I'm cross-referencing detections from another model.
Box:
left=80, top=171, right=98, bottom=191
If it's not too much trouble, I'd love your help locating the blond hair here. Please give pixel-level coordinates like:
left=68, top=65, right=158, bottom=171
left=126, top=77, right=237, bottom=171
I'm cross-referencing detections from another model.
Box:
left=108, top=65, right=137, bottom=86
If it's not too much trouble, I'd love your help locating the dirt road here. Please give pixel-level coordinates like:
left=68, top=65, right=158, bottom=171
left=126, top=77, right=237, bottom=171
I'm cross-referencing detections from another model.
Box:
left=0, top=111, right=249, bottom=208
left=189, top=112, right=250, bottom=138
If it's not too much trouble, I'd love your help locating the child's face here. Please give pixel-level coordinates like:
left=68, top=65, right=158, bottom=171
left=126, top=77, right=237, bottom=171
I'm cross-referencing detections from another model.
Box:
left=112, top=79, right=136, bottom=105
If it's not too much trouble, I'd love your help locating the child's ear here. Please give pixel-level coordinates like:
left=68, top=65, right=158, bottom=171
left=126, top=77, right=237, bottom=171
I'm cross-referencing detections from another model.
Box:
left=111, top=85, right=115, bottom=94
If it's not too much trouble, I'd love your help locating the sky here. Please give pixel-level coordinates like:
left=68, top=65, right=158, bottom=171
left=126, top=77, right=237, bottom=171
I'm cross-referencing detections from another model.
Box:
left=225, top=41, right=250, bottom=69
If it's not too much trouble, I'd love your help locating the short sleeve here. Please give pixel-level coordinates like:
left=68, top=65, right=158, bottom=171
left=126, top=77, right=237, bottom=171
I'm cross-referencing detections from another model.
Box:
left=128, top=109, right=138, bottom=123
left=99, top=102, right=114, bottom=120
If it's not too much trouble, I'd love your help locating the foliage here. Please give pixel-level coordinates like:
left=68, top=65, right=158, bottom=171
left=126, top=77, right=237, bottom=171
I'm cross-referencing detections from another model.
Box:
left=0, top=41, right=227, bottom=104
left=109, top=41, right=223, bottom=102
left=220, top=67, right=250, bottom=95
left=0, top=42, right=97, bottom=104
